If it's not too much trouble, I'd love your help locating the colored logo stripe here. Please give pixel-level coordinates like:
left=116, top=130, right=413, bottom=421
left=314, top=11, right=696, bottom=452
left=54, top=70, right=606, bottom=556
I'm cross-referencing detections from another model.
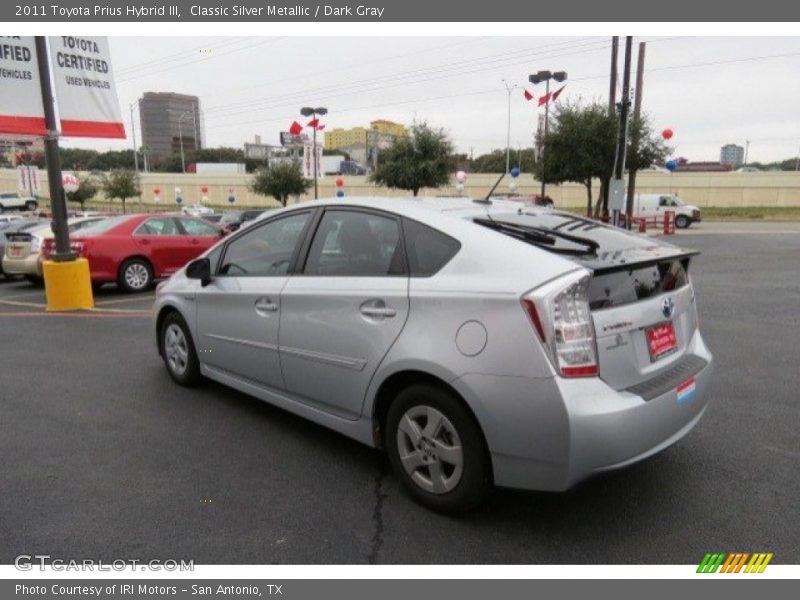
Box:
left=697, top=552, right=773, bottom=573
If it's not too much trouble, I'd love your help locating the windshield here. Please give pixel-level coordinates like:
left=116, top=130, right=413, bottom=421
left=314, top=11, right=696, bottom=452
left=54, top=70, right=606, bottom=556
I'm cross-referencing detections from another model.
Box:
left=220, top=211, right=243, bottom=224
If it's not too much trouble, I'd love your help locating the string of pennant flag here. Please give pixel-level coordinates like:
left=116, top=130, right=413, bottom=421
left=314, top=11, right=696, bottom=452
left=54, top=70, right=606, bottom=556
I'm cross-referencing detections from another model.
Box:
left=285, top=82, right=565, bottom=135
left=523, top=84, right=567, bottom=106
left=289, top=119, right=326, bottom=135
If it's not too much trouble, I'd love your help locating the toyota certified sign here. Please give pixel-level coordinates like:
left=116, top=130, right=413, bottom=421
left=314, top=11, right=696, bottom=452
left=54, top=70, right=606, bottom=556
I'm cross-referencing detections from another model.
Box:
left=0, top=36, right=125, bottom=139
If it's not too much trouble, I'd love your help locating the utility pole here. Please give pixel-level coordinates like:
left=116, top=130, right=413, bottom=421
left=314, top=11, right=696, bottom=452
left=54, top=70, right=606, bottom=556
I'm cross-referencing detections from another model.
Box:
left=600, top=36, right=619, bottom=217
left=129, top=102, right=139, bottom=172
left=611, top=36, right=633, bottom=227
left=796, top=144, right=799, bottom=171
left=744, top=139, right=750, bottom=166
left=34, top=36, right=73, bottom=261
left=625, top=42, right=646, bottom=228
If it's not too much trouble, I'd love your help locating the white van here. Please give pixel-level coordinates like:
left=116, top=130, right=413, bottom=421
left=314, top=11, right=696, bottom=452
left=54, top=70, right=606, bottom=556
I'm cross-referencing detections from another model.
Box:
left=633, top=194, right=701, bottom=229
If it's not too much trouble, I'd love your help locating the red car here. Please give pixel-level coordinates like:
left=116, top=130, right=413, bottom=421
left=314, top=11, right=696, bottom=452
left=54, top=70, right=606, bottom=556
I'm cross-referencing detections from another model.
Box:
left=42, top=214, right=224, bottom=293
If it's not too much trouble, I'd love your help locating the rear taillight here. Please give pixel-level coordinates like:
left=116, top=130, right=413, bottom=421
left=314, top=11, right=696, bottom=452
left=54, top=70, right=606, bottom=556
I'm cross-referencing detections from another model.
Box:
left=522, top=271, right=598, bottom=378
left=43, top=239, right=89, bottom=257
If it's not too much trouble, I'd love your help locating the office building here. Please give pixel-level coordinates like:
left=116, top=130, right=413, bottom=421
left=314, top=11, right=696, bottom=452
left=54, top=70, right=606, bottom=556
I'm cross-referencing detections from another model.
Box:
left=720, top=144, right=745, bottom=167
left=139, top=92, right=203, bottom=162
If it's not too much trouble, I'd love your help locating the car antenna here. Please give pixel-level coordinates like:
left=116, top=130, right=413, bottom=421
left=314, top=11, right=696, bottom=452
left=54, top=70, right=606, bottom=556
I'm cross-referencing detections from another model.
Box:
left=474, top=173, right=505, bottom=204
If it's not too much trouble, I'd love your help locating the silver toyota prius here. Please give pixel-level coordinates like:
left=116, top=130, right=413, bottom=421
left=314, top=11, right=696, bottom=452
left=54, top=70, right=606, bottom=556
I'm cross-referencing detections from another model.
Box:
left=153, top=197, right=713, bottom=512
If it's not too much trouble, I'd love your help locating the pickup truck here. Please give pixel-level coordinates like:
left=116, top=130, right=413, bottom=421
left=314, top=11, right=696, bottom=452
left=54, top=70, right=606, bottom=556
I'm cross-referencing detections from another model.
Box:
left=0, top=192, right=38, bottom=213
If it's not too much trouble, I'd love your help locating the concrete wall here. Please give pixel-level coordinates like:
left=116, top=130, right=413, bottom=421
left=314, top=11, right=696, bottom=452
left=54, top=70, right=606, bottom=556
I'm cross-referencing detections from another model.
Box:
left=3, top=168, right=800, bottom=209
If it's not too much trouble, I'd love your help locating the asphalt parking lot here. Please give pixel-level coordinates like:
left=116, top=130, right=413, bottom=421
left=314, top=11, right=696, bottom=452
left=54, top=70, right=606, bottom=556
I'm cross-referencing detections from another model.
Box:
left=1, top=221, right=798, bottom=564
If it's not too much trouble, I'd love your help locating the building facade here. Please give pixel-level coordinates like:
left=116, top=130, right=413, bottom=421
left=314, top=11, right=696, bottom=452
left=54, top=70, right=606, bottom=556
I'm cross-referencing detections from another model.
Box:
left=324, top=119, right=408, bottom=154
left=720, top=144, right=745, bottom=167
left=139, top=92, right=203, bottom=162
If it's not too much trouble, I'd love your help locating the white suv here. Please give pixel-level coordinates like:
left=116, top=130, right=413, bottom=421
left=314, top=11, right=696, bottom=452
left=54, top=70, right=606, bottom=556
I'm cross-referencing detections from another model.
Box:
left=0, top=192, right=38, bottom=213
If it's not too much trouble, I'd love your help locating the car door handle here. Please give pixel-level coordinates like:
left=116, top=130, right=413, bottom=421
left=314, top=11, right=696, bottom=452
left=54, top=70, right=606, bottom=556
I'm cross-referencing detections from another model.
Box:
left=254, top=298, right=278, bottom=313
left=360, top=306, right=397, bottom=318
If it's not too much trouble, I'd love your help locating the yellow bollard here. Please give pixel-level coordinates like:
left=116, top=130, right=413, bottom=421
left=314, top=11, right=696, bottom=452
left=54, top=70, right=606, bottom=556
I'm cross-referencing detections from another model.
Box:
left=42, top=258, right=94, bottom=311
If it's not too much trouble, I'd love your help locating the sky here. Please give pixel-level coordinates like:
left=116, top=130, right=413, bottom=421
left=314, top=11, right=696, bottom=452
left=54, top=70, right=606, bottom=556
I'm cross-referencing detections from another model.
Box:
left=63, top=36, right=800, bottom=163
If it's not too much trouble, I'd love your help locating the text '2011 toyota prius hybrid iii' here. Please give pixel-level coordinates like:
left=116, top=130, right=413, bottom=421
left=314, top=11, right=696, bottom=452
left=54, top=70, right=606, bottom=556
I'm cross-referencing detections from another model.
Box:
left=153, top=197, right=713, bottom=513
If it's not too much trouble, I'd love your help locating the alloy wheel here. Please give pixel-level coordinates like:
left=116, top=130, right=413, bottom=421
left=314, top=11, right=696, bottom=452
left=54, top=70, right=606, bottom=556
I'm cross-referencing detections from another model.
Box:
left=124, top=262, right=150, bottom=290
left=164, top=323, right=189, bottom=376
left=396, top=405, right=464, bottom=494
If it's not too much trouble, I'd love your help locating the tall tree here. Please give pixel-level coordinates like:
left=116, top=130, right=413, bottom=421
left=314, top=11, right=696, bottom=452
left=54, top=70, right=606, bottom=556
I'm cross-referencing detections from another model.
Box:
left=250, top=160, right=311, bottom=206
left=534, top=101, right=669, bottom=216
left=101, top=170, right=140, bottom=214
left=369, top=122, right=453, bottom=196
left=66, top=176, right=99, bottom=211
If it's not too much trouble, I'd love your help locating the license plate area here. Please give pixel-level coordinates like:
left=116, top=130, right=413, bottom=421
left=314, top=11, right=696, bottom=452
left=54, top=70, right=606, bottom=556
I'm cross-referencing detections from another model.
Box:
left=645, top=321, right=677, bottom=362
left=8, top=246, right=25, bottom=257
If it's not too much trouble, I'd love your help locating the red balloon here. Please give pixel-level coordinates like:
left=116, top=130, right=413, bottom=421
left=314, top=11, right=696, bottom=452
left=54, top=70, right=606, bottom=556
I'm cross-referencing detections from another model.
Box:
left=335, top=178, right=344, bottom=187
left=662, top=128, right=674, bottom=140
left=154, top=188, right=160, bottom=195
left=201, top=185, right=209, bottom=194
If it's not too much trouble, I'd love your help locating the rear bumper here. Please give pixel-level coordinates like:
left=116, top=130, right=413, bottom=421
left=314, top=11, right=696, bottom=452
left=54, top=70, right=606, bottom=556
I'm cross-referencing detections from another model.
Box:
left=455, top=330, right=713, bottom=492
left=1, top=253, right=40, bottom=276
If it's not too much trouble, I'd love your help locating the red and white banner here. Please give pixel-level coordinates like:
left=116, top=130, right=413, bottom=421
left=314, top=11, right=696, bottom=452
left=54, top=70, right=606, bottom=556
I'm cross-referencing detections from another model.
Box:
left=0, top=37, right=46, bottom=136
left=0, top=36, right=125, bottom=139
left=302, top=142, right=323, bottom=180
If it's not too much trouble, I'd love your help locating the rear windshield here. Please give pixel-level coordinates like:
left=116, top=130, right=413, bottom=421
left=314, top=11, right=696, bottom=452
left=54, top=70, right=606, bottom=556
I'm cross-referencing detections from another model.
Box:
left=588, top=258, right=690, bottom=310
left=74, top=215, right=129, bottom=235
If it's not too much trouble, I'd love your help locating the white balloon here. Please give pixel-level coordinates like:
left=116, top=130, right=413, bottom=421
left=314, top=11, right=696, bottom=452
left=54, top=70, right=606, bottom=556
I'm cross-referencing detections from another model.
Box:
left=509, top=180, right=518, bottom=192
left=456, top=182, right=465, bottom=192
left=455, top=170, right=467, bottom=184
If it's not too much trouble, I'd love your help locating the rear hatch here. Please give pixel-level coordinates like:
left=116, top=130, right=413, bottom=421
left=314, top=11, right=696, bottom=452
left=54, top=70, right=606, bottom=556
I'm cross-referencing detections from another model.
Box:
left=4, top=231, right=34, bottom=259
left=475, top=209, right=701, bottom=390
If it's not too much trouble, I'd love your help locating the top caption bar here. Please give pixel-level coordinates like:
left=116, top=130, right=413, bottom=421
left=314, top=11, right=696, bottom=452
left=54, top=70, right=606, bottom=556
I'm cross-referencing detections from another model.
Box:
left=4, top=0, right=800, bottom=22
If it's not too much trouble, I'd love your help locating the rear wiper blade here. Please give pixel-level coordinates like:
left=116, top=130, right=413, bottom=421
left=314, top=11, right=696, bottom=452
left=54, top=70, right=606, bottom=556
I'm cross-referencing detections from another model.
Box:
left=473, top=218, right=556, bottom=246
left=475, top=218, right=599, bottom=256
left=522, top=225, right=600, bottom=256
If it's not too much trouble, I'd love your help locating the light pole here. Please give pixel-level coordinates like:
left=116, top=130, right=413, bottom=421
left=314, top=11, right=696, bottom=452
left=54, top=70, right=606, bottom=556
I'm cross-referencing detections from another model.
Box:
left=129, top=100, right=139, bottom=173
left=502, top=79, right=518, bottom=174
left=529, top=70, right=567, bottom=198
left=300, top=106, right=327, bottom=199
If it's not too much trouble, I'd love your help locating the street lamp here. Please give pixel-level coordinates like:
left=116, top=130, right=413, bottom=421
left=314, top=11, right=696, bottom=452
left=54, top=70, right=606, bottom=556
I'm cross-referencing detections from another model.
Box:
left=301, top=106, right=327, bottom=199
left=529, top=70, right=567, bottom=198
left=501, top=79, right=518, bottom=174
left=169, top=106, right=197, bottom=173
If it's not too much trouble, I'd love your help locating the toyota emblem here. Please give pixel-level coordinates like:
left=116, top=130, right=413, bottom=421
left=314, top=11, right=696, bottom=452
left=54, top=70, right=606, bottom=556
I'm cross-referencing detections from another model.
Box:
left=662, top=297, right=675, bottom=319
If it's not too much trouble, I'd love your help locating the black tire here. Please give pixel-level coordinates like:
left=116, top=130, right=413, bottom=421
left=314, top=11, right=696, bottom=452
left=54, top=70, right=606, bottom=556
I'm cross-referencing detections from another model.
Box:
left=675, top=214, right=691, bottom=229
left=385, top=384, right=492, bottom=513
left=91, top=281, right=104, bottom=293
left=24, top=201, right=37, bottom=211
left=160, top=311, right=201, bottom=386
left=117, top=258, right=153, bottom=293
left=0, top=205, right=5, bottom=213
left=25, top=274, right=43, bottom=287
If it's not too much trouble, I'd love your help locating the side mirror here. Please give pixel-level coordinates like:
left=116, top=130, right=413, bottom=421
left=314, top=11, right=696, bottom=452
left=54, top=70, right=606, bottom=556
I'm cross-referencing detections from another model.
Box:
left=186, top=257, right=212, bottom=286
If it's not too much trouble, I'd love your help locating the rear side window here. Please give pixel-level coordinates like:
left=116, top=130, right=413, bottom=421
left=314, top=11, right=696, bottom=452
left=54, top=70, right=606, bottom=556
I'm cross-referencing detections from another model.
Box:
left=178, top=218, right=218, bottom=236
left=402, top=218, right=460, bottom=276
left=137, top=218, right=178, bottom=235
left=303, top=210, right=404, bottom=276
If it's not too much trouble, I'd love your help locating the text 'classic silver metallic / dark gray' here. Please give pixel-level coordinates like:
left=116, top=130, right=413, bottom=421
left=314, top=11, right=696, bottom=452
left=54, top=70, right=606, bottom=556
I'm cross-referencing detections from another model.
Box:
left=154, top=197, right=713, bottom=513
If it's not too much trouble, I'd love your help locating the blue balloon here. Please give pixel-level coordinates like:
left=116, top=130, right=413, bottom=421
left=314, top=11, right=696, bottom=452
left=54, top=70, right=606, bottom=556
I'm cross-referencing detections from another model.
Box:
left=510, top=167, right=520, bottom=178
left=665, top=160, right=677, bottom=172
left=336, top=189, right=345, bottom=198
left=175, top=196, right=183, bottom=204
left=228, top=195, right=236, bottom=204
